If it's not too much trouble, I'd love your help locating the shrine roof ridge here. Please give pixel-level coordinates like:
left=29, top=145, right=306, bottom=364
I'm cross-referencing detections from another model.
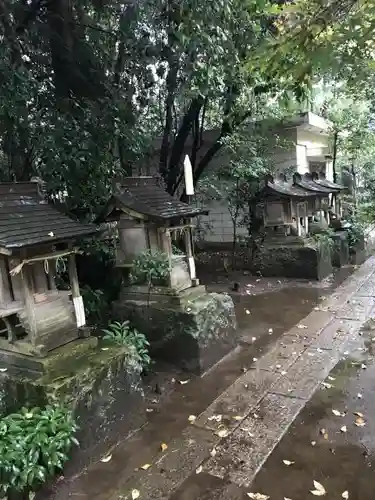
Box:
left=263, top=171, right=345, bottom=199
left=0, top=182, right=97, bottom=250
left=99, top=176, right=209, bottom=222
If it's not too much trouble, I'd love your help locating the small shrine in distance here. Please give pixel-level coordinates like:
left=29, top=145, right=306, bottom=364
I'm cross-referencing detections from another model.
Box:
left=98, top=176, right=237, bottom=374
left=253, top=171, right=347, bottom=279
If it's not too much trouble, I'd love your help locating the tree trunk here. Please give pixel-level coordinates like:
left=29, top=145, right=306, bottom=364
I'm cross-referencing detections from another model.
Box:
left=166, top=95, right=204, bottom=194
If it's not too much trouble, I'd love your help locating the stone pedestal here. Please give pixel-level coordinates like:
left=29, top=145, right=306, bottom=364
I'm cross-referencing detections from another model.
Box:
left=350, top=232, right=366, bottom=265
left=114, top=289, right=237, bottom=374
left=331, top=231, right=349, bottom=268
left=0, top=343, right=146, bottom=471
left=253, top=237, right=333, bottom=280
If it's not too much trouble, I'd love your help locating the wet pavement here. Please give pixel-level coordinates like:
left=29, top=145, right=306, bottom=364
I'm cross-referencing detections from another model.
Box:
left=41, top=260, right=375, bottom=500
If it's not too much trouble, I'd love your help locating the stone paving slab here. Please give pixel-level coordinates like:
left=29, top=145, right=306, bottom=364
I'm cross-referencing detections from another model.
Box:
left=355, top=276, right=375, bottom=297
left=254, top=335, right=308, bottom=373
left=310, top=318, right=362, bottom=352
left=203, top=392, right=304, bottom=487
left=333, top=296, right=375, bottom=321
left=168, top=472, right=247, bottom=500
left=108, top=426, right=217, bottom=500
left=282, top=310, right=332, bottom=341
left=193, top=368, right=279, bottom=433
left=268, top=347, right=337, bottom=400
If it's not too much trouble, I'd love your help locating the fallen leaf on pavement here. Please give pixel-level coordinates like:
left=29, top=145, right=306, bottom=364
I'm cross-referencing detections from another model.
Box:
left=132, top=490, right=140, bottom=499
left=340, top=425, right=347, bottom=433
left=247, top=493, right=270, bottom=500
left=268, top=328, right=273, bottom=334
left=179, top=379, right=190, bottom=385
left=332, top=409, right=344, bottom=417
left=210, top=448, right=217, bottom=457
left=216, top=429, right=229, bottom=438
left=354, top=416, right=366, bottom=427
left=310, top=480, right=326, bottom=496
left=297, top=324, right=308, bottom=329
left=233, top=416, right=244, bottom=421
left=284, top=498, right=292, bottom=500
left=321, top=382, right=333, bottom=389
left=311, top=441, right=317, bottom=446
left=140, top=464, right=151, bottom=470
left=357, top=393, right=363, bottom=399
left=208, top=414, right=222, bottom=422
left=100, top=455, right=112, bottom=463
left=342, top=492, right=349, bottom=499
left=282, top=460, right=294, bottom=466
left=196, top=465, right=203, bottom=474
left=160, top=443, right=168, bottom=452
left=245, top=309, right=251, bottom=315
left=328, top=376, right=336, bottom=381
left=354, top=412, right=364, bottom=418
left=320, top=429, right=328, bottom=440
left=188, top=415, right=196, bottom=423
left=146, top=408, right=153, bottom=413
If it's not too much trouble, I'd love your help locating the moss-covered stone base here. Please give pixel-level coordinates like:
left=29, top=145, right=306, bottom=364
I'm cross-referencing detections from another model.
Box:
left=115, top=292, right=237, bottom=374
left=331, top=231, right=350, bottom=268
left=253, top=239, right=333, bottom=280
left=0, top=343, right=145, bottom=470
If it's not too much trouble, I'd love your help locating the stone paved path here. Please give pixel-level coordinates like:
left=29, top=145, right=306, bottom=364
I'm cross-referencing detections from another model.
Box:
left=46, top=256, right=375, bottom=500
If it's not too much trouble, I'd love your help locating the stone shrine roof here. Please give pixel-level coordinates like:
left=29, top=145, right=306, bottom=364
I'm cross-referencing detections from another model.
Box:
left=293, top=173, right=332, bottom=195
left=263, top=175, right=318, bottom=199
left=312, top=172, right=345, bottom=191
left=0, top=182, right=97, bottom=250
left=100, top=176, right=208, bottom=222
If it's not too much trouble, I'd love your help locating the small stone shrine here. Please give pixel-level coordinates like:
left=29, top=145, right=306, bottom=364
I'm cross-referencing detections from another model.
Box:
left=293, top=172, right=349, bottom=267
left=0, top=181, right=146, bottom=464
left=253, top=173, right=337, bottom=279
left=0, top=181, right=97, bottom=369
left=98, top=176, right=237, bottom=374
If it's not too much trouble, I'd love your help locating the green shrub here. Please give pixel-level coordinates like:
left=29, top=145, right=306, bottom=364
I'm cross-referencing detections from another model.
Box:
left=81, top=285, right=107, bottom=324
left=0, top=405, right=78, bottom=499
left=129, top=250, right=169, bottom=286
left=102, top=321, right=151, bottom=368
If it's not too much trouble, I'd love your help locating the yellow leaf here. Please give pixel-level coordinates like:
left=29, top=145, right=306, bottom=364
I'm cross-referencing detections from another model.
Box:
left=354, top=416, right=366, bottom=427
left=282, top=460, right=294, bottom=466
left=321, top=382, right=333, bottom=389
left=188, top=415, right=196, bottom=423
left=310, top=480, right=326, bottom=496
left=100, top=454, right=112, bottom=463
left=216, top=429, right=229, bottom=438
left=332, top=409, right=343, bottom=417
left=160, top=443, right=168, bottom=452
left=140, top=464, right=151, bottom=471
left=132, top=490, right=140, bottom=500
left=196, top=465, right=203, bottom=474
